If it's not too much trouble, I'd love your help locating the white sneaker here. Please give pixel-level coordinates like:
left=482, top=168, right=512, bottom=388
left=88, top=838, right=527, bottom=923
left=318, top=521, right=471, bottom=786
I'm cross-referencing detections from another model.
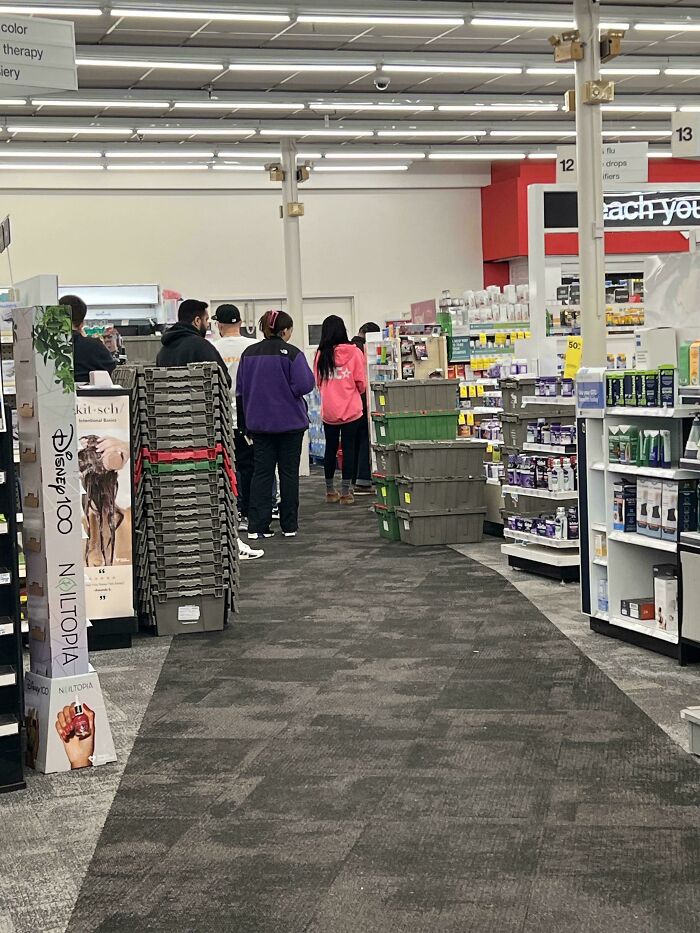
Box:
left=248, top=531, right=274, bottom=540
left=282, top=531, right=297, bottom=538
left=238, top=539, right=264, bottom=560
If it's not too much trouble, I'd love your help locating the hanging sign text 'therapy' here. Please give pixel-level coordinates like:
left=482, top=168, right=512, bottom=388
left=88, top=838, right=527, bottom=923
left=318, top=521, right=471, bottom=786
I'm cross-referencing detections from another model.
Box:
left=0, top=14, right=76, bottom=94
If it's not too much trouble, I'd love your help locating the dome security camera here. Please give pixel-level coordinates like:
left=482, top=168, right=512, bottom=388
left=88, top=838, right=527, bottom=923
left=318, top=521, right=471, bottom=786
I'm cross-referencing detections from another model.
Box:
left=374, top=75, right=391, bottom=91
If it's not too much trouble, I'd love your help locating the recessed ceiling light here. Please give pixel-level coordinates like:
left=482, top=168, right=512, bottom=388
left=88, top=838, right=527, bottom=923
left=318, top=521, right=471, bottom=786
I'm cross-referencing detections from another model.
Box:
left=489, top=130, right=576, bottom=138
left=428, top=151, right=526, bottom=160
left=635, top=22, right=700, bottom=33
left=471, top=17, right=629, bottom=29
left=438, top=103, right=559, bottom=113
left=111, top=8, right=290, bottom=22
left=76, top=58, right=223, bottom=71
left=228, top=63, right=374, bottom=74
left=383, top=64, right=522, bottom=75
left=0, top=4, right=101, bottom=13
left=32, top=98, right=169, bottom=109
left=314, top=164, right=410, bottom=172
left=0, top=162, right=105, bottom=169
left=136, top=128, right=255, bottom=137
left=297, top=14, right=464, bottom=26
left=171, top=101, right=304, bottom=111
left=260, top=129, right=375, bottom=137
left=107, top=164, right=210, bottom=171
left=602, top=104, right=677, bottom=113
left=377, top=130, right=487, bottom=138
left=7, top=125, right=133, bottom=135
left=105, top=149, right=214, bottom=158
left=309, top=103, right=435, bottom=113
left=323, top=150, right=426, bottom=159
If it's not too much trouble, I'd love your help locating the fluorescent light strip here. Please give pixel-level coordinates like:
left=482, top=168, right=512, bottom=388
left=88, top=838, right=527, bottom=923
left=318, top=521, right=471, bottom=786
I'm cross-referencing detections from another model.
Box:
left=471, top=17, right=629, bottom=29
left=377, top=130, right=487, bottom=138
left=0, top=4, right=101, bottom=13
left=217, top=149, right=321, bottom=158
left=172, top=101, right=304, bottom=111
left=314, top=165, right=409, bottom=172
left=383, top=64, right=522, bottom=75
left=309, top=103, right=435, bottom=112
left=111, top=8, right=290, bottom=22
left=32, top=98, right=169, bottom=109
left=0, top=148, right=102, bottom=157
left=438, top=103, right=559, bottom=113
left=105, top=149, right=214, bottom=158
left=602, top=130, right=671, bottom=137
left=107, top=164, right=209, bottom=171
left=526, top=67, right=661, bottom=76
left=297, top=15, right=464, bottom=26
left=647, top=150, right=673, bottom=157
left=0, top=99, right=28, bottom=106
left=136, top=128, right=255, bottom=137
left=8, top=125, right=133, bottom=136
left=428, top=151, right=526, bottom=160
left=212, top=164, right=267, bottom=171
left=76, top=58, right=223, bottom=71
left=228, top=63, right=374, bottom=73
left=602, top=104, right=677, bottom=113
left=323, top=150, right=425, bottom=159
left=527, top=152, right=557, bottom=159
left=260, top=129, right=374, bottom=137
left=526, top=67, right=574, bottom=76
left=681, top=105, right=700, bottom=112
left=665, top=69, right=700, bottom=76
left=635, top=23, right=700, bottom=33
left=0, top=162, right=105, bottom=169
left=489, top=130, right=576, bottom=138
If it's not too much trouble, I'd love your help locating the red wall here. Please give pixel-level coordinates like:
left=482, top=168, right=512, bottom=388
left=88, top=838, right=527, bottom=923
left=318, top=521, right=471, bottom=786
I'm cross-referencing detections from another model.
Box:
left=480, top=158, right=700, bottom=268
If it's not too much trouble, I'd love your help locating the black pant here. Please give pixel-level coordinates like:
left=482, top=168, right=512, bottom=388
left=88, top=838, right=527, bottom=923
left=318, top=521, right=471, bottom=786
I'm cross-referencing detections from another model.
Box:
left=323, top=418, right=363, bottom=485
left=352, top=417, right=371, bottom=486
left=234, top=429, right=254, bottom=518
left=249, top=431, right=305, bottom=533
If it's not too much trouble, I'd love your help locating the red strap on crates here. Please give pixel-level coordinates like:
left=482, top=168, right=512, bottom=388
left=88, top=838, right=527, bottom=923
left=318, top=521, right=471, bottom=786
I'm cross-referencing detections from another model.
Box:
left=141, top=444, right=224, bottom=463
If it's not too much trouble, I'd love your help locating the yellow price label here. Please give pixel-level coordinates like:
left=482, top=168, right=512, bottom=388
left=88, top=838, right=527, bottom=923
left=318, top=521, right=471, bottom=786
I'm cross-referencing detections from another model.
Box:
left=378, top=395, right=386, bottom=406
left=476, top=385, right=485, bottom=397
left=459, top=384, right=469, bottom=399
left=458, top=412, right=466, bottom=425
left=564, top=336, right=583, bottom=379
left=486, top=443, right=493, bottom=453
left=404, top=492, right=411, bottom=504
left=381, top=486, right=387, bottom=497
left=479, top=332, right=487, bottom=345
left=493, top=449, right=502, bottom=463
left=466, top=412, right=475, bottom=425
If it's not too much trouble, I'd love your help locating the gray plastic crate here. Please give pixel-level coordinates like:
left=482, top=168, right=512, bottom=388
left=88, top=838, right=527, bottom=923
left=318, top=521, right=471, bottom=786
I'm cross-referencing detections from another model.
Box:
left=395, top=440, right=486, bottom=478
left=499, top=376, right=574, bottom=418
left=395, top=506, right=486, bottom=546
left=372, top=443, right=399, bottom=476
left=501, top=413, right=575, bottom=449
left=151, top=593, right=228, bottom=635
left=371, top=379, right=458, bottom=414
left=681, top=707, right=700, bottom=756
left=396, top=476, right=485, bottom=511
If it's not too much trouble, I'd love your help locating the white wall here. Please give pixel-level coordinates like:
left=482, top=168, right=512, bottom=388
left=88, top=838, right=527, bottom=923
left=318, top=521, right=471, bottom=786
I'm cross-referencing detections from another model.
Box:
left=0, top=179, right=483, bottom=325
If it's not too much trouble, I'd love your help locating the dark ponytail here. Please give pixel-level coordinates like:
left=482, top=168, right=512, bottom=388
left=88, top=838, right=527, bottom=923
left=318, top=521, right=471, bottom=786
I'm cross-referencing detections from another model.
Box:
left=317, top=314, right=350, bottom=383
left=260, top=309, right=293, bottom=339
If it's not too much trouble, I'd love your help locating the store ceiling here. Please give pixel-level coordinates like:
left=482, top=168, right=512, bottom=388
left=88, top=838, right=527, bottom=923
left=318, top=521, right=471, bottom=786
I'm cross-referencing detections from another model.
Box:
left=4, top=1, right=700, bottom=169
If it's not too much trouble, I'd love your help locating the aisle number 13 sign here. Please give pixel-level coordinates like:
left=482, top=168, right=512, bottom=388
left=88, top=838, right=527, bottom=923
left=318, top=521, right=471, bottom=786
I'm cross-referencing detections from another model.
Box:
left=671, top=113, right=700, bottom=160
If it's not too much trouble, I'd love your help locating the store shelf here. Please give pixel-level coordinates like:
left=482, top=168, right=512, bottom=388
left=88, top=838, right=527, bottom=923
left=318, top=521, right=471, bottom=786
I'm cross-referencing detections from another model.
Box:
left=501, top=542, right=580, bottom=567
left=679, top=458, right=700, bottom=473
left=468, top=321, right=530, bottom=330
left=521, top=396, right=576, bottom=407
left=504, top=529, right=579, bottom=549
left=0, top=715, right=19, bottom=737
left=593, top=610, right=609, bottom=622
left=591, top=462, right=605, bottom=472
left=591, top=522, right=607, bottom=532
left=486, top=477, right=503, bottom=486
left=610, top=615, right=679, bottom=645
left=680, top=532, right=700, bottom=548
left=593, top=557, right=608, bottom=567
left=607, top=463, right=698, bottom=481
left=470, top=406, right=503, bottom=415
left=606, top=407, right=695, bottom=419
left=608, top=531, right=677, bottom=553
left=0, top=619, right=13, bottom=637
left=501, top=485, right=578, bottom=500
left=0, top=665, right=16, bottom=687
left=523, top=442, right=577, bottom=455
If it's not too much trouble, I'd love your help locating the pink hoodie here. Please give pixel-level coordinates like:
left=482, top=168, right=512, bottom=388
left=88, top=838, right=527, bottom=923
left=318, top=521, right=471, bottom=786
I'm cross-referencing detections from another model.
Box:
left=314, top=343, right=367, bottom=425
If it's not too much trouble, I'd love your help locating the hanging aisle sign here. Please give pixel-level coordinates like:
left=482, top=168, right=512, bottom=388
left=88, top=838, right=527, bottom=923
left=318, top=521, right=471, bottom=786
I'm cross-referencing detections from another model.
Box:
left=555, top=143, right=648, bottom=185
left=671, top=112, right=700, bottom=159
left=0, top=14, right=76, bottom=94
left=545, top=189, right=700, bottom=230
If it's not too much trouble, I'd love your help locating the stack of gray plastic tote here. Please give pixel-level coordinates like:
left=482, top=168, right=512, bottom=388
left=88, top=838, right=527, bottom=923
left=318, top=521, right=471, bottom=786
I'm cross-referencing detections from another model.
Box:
left=370, top=379, right=487, bottom=546
left=113, top=362, right=238, bottom=636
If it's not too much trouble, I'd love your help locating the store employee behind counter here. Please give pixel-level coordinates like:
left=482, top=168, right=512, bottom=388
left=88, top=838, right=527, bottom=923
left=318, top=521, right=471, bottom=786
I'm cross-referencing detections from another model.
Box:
left=156, top=298, right=231, bottom=387
left=60, top=294, right=117, bottom=384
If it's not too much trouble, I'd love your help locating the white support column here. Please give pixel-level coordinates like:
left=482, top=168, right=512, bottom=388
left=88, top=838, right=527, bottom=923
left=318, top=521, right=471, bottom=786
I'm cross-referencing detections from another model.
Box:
left=280, top=139, right=303, bottom=321
left=573, top=0, right=607, bottom=367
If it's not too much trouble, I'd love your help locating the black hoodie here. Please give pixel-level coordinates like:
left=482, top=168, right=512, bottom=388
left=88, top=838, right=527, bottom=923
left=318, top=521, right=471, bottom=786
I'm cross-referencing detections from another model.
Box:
left=155, top=323, right=231, bottom=387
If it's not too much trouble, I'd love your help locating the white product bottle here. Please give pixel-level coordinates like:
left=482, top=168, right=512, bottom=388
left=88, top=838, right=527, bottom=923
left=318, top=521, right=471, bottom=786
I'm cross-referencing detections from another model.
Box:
left=562, top=457, right=575, bottom=492
left=549, top=459, right=563, bottom=492
left=555, top=507, right=567, bottom=540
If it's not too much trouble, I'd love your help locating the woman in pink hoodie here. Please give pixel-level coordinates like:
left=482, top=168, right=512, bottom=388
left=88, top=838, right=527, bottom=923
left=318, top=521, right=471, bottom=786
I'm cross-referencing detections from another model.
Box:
left=314, top=315, right=367, bottom=505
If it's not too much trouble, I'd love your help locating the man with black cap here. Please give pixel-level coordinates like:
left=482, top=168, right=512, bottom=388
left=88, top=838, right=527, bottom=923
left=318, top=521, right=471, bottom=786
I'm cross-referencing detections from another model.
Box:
left=156, top=298, right=230, bottom=386
left=212, top=304, right=259, bottom=531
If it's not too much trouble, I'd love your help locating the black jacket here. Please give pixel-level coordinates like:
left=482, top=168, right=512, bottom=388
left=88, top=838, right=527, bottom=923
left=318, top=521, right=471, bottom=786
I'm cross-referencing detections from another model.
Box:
left=73, top=332, right=117, bottom=384
left=156, top=323, right=231, bottom=387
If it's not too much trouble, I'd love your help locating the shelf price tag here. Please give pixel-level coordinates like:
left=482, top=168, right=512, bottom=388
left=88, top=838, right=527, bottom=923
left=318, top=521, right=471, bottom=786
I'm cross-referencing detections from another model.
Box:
left=466, top=412, right=475, bottom=425
left=476, top=385, right=485, bottom=397
left=672, top=113, right=700, bottom=159
left=459, top=384, right=469, bottom=399
left=564, top=336, right=583, bottom=379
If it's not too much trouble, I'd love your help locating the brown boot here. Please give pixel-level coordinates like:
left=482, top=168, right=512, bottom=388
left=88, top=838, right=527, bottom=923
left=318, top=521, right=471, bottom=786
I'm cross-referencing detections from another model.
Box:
left=325, top=491, right=340, bottom=504
left=339, top=492, right=355, bottom=505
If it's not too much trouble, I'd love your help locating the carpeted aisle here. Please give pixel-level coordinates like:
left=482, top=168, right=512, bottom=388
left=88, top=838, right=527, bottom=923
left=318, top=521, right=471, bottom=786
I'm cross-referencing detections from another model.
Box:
left=68, top=480, right=700, bottom=933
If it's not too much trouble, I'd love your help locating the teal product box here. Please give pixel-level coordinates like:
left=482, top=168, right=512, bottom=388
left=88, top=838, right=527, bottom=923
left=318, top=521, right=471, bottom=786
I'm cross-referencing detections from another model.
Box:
left=658, top=366, right=675, bottom=408
left=623, top=372, right=636, bottom=407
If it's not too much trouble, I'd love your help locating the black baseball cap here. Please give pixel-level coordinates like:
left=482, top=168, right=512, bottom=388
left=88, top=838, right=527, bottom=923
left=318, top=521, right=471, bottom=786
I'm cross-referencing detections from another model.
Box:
left=213, top=303, right=241, bottom=324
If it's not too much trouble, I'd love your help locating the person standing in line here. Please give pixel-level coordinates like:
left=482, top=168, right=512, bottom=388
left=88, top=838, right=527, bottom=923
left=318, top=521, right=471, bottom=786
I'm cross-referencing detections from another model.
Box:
left=237, top=310, right=315, bottom=539
left=211, top=304, right=257, bottom=531
left=157, top=300, right=262, bottom=560
left=315, top=315, right=367, bottom=505
left=61, top=294, right=117, bottom=384
left=350, top=321, right=381, bottom=496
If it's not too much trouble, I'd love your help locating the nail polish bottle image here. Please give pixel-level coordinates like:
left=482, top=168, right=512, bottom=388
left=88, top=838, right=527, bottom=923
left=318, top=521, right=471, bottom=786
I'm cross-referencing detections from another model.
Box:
left=72, top=703, right=91, bottom=739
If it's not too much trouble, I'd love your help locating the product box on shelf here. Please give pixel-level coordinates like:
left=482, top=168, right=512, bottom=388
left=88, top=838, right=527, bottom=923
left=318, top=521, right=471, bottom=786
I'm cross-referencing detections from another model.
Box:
left=613, top=480, right=637, bottom=532
left=635, top=327, right=677, bottom=371
left=654, top=564, right=678, bottom=635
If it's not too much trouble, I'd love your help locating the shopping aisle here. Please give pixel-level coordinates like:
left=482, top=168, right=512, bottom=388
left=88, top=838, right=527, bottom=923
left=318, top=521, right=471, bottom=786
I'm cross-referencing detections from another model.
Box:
left=68, top=481, right=700, bottom=933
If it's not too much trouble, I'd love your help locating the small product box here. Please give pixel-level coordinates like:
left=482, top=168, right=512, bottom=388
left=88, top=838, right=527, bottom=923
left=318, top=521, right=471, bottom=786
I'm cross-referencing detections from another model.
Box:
left=622, top=372, right=636, bottom=407
left=635, top=327, right=678, bottom=371
left=606, top=372, right=623, bottom=407
left=658, top=366, right=675, bottom=408
left=661, top=481, right=678, bottom=542
left=638, top=478, right=663, bottom=538
left=654, top=564, right=678, bottom=635
left=613, top=480, right=637, bottom=532
left=644, top=371, right=659, bottom=407
left=629, top=597, right=656, bottom=621
left=679, top=480, right=699, bottom=534
left=636, top=478, right=649, bottom=533
left=634, top=372, right=647, bottom=408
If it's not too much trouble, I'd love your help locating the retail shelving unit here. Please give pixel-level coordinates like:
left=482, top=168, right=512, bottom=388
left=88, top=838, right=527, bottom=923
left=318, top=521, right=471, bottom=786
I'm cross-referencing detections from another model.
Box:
left=0, top=404, right=24, bottom=792
left=579, top=401, right=700, bottom=663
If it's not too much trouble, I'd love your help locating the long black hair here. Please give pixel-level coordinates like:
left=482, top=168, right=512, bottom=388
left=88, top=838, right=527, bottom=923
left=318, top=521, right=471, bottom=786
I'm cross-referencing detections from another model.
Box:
left=317, top=314, right=350, bottom=383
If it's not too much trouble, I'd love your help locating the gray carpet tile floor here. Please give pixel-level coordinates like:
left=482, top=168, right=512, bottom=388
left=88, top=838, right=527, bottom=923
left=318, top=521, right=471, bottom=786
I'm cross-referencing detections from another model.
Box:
left=60, top=484, right=700, bottom=933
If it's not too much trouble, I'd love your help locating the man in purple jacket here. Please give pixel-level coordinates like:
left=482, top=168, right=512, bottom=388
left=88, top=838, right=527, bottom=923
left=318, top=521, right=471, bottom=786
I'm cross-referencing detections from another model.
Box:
left=236, top=310, right=315, bottom=538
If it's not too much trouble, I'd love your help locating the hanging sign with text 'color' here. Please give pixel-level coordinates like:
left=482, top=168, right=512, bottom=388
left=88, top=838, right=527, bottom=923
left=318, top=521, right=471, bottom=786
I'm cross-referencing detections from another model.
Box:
left=671, top=113, right=700, bottom=159
left=556, top=143, right=648, bottom=185
left=0, top=14, right=76, bottom=94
